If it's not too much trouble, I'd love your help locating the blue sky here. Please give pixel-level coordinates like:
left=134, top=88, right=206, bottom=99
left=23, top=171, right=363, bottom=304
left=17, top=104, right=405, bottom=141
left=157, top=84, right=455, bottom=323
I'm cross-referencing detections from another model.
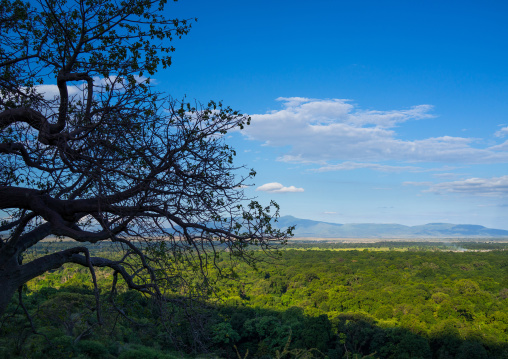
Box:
left=164, top=0, right=508, bottom=229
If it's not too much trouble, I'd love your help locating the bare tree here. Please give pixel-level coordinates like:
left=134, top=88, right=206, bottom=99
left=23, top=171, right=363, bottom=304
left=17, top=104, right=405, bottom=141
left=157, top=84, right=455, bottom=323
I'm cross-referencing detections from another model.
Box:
left=0, top=0, right=291, bottom=316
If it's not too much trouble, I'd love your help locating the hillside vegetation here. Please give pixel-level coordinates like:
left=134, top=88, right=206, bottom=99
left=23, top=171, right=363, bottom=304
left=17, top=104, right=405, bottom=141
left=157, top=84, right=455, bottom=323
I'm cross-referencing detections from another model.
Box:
left=1, top=243, right=508, bottom=358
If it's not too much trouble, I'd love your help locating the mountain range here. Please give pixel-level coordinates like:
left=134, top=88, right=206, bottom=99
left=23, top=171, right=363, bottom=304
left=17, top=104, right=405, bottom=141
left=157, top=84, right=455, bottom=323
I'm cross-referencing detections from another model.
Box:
left=273, top=216, right=508, bottom=239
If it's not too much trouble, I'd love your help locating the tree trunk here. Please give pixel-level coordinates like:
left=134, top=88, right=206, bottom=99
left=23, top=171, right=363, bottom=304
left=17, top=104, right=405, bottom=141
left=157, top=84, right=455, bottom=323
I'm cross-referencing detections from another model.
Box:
left=0, top=250, right=71, bottom=316
left=0, top=246, right=106, bottom=316
left=0, top=282, right=17, bottom=316
left=0, top=262, right=23, bottom=316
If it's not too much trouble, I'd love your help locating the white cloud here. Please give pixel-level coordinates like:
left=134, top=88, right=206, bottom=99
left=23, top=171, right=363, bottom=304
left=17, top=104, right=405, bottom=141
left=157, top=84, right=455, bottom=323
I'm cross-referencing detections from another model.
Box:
left=242, top=98, right=508, bottom=165
left=33, top=75, right=153, bottom=101
left=407, top=176, right=508, bottom=196
left=495, top=126, right=508, bottom=138
left=35, top=84, right=84, bottom=100
left=256, top=182, right=304, bottom=193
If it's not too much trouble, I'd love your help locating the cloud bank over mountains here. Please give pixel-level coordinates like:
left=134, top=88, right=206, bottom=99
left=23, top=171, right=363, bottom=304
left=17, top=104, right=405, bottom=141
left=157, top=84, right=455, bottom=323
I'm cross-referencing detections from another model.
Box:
left=243, top=97, right=508, bottom=166
left=275, top=216, right=508, bottom=238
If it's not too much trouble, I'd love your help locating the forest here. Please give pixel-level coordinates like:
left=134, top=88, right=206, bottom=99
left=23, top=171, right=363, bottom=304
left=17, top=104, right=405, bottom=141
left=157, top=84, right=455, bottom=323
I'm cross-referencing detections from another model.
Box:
left=1, top=241, right=507, bottom=359
left=1, top=1, right=507, bottom=358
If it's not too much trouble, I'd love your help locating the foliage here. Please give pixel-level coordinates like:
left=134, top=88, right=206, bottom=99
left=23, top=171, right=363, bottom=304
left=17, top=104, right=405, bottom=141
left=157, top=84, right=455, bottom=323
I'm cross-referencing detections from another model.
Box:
left=0, top=0, right=292, bottom=320
left=2, top=244, right=508, bottom=358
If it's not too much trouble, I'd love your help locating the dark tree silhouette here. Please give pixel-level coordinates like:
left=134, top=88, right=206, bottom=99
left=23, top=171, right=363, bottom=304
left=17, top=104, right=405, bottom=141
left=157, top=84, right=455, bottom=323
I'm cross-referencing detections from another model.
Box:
left=0, top=0, right=291, bottom=315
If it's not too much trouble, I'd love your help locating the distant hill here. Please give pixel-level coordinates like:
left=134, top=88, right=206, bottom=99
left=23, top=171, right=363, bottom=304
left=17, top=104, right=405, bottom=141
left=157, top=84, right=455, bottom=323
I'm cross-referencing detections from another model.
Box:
left=274, top=216, right=508, bottom=238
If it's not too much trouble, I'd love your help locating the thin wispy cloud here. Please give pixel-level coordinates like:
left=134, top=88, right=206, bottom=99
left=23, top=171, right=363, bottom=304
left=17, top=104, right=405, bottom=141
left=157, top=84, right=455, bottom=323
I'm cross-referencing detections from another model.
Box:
left=313, top=161, right=422, bottom=173
left=495, top=126, right=508, bottom=138
left=489, top=140, right=508, bottom=151
left=242, top=98, right=508, bottom=166
left=404, top=181, right=434, bottom=187
left=432, top=172, right=469, bottom=179
left=407, top=176, right=508, bottom=196
left=256, top=182, right=304, bottom=193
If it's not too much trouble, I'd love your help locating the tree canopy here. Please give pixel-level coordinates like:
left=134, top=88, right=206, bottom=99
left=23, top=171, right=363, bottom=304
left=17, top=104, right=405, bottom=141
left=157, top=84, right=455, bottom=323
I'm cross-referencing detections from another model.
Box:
left=0, top=0, right=291, bottom=316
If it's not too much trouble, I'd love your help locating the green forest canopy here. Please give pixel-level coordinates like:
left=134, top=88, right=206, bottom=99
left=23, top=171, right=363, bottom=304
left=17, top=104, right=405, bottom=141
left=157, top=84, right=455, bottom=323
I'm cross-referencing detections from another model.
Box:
left=2, top=242, right=507, bottom=358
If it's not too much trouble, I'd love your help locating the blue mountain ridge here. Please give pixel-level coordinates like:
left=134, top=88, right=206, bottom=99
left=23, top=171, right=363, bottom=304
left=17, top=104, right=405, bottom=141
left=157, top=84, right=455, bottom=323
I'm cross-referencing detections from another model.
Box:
left=273, top=216, right=508, bottom=238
